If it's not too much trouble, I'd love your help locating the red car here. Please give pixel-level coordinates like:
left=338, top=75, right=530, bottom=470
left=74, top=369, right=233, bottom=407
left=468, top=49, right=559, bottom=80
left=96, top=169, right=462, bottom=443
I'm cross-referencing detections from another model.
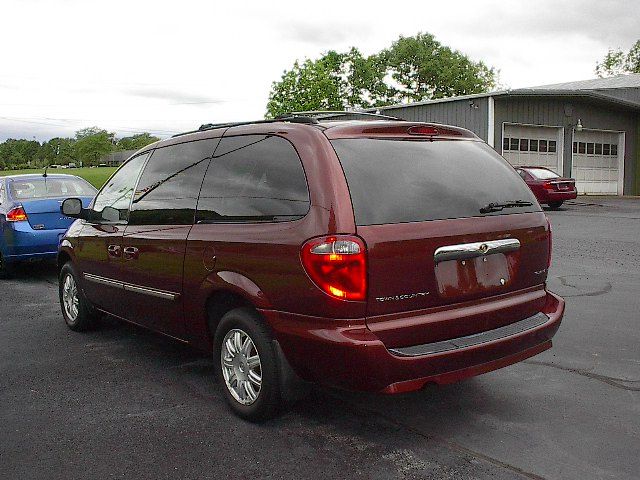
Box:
left=57, top=114, right=564, bottom=421
left=515, top=166, right=577, bottom=209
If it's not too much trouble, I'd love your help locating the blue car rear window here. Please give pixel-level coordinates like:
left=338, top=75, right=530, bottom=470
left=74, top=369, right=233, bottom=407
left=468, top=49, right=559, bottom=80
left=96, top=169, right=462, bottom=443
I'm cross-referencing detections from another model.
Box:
left=8, top=178, right=97, bottom=200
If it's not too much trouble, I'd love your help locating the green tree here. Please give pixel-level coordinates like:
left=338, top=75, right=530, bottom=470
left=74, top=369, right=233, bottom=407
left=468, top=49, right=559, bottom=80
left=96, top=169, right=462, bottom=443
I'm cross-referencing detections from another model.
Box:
left=383, top=33, right=497, bottom=102
left=596, top=40, right=640, bottom=77
left=73, top=127, right=115, bottom=166
left=0, top=139, right=42, bottom=168
left=116, top=133, right=160, bottom=151
left=266, top=33, right=497, bottom=117
left=41, top=137, right=77, bottom=165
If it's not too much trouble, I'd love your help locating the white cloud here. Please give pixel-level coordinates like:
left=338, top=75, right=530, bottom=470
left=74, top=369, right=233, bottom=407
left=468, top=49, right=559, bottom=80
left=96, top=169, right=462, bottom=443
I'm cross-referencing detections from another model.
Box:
left=1, top=0, right=638, bottom=141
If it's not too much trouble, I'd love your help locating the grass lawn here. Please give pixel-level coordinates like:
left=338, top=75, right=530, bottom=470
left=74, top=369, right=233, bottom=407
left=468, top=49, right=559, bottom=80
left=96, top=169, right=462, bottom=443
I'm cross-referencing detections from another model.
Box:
left=0, top=167, right=117, bottom=189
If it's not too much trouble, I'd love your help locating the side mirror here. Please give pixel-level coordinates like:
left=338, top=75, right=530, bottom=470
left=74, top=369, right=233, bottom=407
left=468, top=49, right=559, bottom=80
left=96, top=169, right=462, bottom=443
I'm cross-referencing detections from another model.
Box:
left=101, top=206, right=120, bottom=222
left=61, top=198, right=84, bottom=218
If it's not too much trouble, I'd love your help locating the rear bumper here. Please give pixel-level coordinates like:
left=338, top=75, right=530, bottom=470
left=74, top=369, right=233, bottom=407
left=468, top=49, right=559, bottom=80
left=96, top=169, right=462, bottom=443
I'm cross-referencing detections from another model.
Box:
left=263, top=291, right=564, bottom=393
left=2, top=221, right=65, bottom=261
left=539, top=190, right=578, bottom=203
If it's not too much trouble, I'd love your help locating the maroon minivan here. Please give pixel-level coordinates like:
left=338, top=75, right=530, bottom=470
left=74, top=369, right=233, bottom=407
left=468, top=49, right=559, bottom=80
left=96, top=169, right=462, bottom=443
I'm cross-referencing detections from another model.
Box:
left=58, top=114, right=564, bottom=421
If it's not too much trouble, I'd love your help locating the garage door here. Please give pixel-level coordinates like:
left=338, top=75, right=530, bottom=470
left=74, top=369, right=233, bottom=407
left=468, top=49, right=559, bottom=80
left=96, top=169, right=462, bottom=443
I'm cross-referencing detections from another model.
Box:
left=502, top=124, right=563, bottom=174
left=572, top=130, right=623, bottom=195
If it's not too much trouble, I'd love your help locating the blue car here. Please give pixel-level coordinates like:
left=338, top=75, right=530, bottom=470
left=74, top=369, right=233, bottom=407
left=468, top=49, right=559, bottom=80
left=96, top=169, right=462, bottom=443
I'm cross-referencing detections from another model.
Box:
left=0, top=174, right=97, bottom=277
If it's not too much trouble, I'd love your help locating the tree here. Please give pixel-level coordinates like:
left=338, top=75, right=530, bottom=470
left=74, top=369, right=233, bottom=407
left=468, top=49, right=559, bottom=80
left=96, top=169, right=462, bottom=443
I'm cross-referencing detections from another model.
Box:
left=116, top=133, right=160, bottom=151
left=41, top=137, right=76, bottom=165
left=266, top=52, right=347, bottom=117
left=596, top=40, right=640, bottom=77
left=266, top=33, right=498, bottom=117
left=73, top=127, right=115, bottom=166
left=383, top=33, right=497, bottom=103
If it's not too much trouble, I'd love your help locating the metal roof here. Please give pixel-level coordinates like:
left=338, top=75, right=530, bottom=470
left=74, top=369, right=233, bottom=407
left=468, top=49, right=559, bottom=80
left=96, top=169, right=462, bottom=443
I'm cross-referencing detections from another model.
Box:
left=527, top=73, right=640, bottom=90
left=367, top=74, right=640, bottom=112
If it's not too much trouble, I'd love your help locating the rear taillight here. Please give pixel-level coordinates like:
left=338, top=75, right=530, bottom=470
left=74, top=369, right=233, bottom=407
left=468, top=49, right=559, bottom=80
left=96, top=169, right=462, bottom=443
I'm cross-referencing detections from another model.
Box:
left=6, top=206, right=28, bottom=222
left=543, top=181, right=555, bottom=191
left=301, top=235, right=367, bottom=301
left=546, top=216, right=552, bottom=269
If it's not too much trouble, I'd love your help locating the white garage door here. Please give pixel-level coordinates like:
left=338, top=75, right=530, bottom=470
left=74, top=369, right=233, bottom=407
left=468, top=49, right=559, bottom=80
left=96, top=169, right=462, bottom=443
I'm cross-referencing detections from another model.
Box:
left=502, top=124, right=563, bottom=174
left=572, top=130, right=623, bottom=195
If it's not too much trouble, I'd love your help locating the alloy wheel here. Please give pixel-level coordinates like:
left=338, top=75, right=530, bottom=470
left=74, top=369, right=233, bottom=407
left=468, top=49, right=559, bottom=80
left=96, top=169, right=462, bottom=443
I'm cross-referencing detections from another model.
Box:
left=221, top=329, right=262, bottom=405
left=62, top=274, right=79, bottom=323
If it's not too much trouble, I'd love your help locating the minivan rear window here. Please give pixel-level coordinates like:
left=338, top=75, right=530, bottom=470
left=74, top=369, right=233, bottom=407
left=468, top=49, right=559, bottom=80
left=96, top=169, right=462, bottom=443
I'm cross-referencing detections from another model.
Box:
left=331, top=138, right=540, bottom=225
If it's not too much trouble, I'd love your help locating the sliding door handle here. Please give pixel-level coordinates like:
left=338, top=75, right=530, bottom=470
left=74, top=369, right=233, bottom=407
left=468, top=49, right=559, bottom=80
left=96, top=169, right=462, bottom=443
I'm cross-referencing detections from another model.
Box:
left=123, top=246, right=139, bottom=260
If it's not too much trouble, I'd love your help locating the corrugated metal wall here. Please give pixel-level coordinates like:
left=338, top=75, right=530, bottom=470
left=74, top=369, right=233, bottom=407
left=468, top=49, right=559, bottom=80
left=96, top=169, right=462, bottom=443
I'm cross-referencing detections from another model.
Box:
left=381, top=97, right=489, bottom=140
left=493, top=96, right=638, bottom=194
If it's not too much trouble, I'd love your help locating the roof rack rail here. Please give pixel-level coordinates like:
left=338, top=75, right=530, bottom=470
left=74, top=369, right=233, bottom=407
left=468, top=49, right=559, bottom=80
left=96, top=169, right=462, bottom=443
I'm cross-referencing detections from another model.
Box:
left=171, top=111, right=398, bottom=138
left=172, top=115, right=320, bottom=137
left=280, top=110, right=402, bottom=121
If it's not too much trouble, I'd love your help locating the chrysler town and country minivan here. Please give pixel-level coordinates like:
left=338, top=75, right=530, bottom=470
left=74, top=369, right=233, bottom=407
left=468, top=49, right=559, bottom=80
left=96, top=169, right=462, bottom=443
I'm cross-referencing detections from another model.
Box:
left=58, top=113, right=564, bottom=421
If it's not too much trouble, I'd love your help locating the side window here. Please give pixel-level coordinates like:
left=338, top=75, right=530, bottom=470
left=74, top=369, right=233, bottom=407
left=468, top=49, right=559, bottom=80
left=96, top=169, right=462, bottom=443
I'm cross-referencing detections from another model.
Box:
left=129, top=139, right=218, bottom=225
left=196, top=135, right=310, bottom=223
left=91, top=153, right=149, bottom=223
left=0, top=183, right=5, bottom=204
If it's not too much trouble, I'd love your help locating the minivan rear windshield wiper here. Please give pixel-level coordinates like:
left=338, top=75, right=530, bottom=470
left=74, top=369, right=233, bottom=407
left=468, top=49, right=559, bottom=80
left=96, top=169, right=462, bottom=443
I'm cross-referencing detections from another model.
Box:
left=479, top=200, right=533, bottom=214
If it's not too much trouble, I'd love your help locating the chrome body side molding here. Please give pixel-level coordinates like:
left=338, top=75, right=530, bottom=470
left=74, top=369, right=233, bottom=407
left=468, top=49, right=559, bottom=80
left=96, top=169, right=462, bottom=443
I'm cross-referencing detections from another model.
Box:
left=83, top=273, right=178, bottom=301
left=434, top=238, right=521, bottom=264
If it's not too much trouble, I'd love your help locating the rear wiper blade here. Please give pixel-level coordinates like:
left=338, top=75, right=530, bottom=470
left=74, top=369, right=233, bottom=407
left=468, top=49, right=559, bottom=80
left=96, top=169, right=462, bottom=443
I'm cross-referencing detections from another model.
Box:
left=480, top=200, right=533, bottom=214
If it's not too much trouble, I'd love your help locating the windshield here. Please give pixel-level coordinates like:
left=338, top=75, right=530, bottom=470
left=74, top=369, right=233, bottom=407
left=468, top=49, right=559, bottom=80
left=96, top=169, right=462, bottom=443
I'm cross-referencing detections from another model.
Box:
left=8, top=177, right=97, bottom=200
left=525, top=168, right=561, bottom=179
left=331, top=138, right=540, bottom=225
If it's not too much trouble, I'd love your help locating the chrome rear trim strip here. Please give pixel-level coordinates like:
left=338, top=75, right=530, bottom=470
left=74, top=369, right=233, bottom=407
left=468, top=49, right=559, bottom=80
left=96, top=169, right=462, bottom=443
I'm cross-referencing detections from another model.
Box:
left=388, top=312, right=549, bottom=357
left=434, top=238, right=521, bottom=264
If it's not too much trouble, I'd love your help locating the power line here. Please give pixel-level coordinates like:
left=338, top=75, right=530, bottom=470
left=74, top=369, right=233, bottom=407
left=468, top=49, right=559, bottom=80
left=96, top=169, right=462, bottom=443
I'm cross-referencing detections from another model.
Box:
left=0, top=116, right=181, bottom=136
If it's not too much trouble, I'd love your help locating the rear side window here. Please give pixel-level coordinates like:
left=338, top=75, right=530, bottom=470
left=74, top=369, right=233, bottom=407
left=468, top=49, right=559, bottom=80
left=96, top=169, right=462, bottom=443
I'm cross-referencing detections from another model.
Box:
left=196, top=135, right=309, bottom=223
left=129, top=139, right=219, bottom=225
left=331, top=138, right=540, bottom=226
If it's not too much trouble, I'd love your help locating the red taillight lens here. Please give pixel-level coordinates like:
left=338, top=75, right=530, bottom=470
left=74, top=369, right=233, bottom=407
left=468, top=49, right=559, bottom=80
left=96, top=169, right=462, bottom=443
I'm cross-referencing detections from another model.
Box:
left=546, top=216, right=552, bottom=269
left=543, top=181, right=555, bottom=191
left=301, top=235, right=367, bottom=301
left=6, top=206, right=28, bottom=222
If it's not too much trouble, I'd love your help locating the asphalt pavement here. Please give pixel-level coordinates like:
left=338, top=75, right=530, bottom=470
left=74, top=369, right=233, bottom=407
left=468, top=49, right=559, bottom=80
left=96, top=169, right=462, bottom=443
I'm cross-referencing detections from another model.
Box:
left=1, top=197, right=638, bottom=480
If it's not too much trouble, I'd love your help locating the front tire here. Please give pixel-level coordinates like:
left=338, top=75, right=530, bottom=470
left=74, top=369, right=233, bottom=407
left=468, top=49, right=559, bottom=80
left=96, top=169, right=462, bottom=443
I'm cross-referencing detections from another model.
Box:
left=548, top=201, right=563, bottom=210
left=59, top=262, right=96, bottom=331
left=214, top=308, right=282, bottom=421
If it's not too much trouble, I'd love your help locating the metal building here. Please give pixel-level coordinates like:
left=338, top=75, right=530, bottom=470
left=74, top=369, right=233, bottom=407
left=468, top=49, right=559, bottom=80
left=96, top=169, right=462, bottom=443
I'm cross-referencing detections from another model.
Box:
left=370, top=74, right=640, bottom=196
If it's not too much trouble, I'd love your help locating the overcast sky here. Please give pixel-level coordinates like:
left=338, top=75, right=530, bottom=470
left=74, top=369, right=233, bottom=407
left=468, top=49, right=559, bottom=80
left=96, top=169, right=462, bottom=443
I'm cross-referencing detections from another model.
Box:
left=1, top=0, right=638, bottom=142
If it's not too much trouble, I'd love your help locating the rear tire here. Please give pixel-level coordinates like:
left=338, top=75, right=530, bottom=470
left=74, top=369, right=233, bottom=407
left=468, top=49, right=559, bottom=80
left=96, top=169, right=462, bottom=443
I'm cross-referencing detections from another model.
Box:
left=548, top=201, right=563, bottom=210
left=59, top=262, right=96, bottom=331
left=213, top=308, right=284, bottom=422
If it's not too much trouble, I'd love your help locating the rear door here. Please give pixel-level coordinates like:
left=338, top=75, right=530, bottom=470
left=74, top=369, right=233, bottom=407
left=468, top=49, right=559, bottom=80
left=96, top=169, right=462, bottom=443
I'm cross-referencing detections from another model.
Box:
left=120, top=138, right=219, bottom=337
left=330, top=136, right=550, bottom=348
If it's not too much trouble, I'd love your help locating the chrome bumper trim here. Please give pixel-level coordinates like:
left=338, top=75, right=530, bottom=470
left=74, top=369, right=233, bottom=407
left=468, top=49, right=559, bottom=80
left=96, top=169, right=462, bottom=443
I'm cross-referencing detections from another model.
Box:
left=434, top=238, right=521, bottom=264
